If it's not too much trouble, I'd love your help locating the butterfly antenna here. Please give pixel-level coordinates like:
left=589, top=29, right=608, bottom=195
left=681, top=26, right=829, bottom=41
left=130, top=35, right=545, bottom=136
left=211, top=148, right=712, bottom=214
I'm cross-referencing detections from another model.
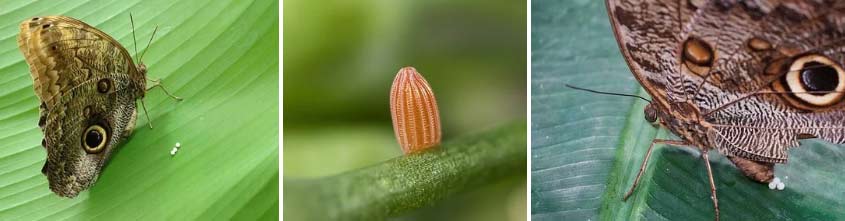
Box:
left=139, top=25, right=158, bottom=63
left=134, top=23, right=181, bottom=102
left=130, top=13, right=139, bottom=64
left=566, top=84, right=652, bottom=103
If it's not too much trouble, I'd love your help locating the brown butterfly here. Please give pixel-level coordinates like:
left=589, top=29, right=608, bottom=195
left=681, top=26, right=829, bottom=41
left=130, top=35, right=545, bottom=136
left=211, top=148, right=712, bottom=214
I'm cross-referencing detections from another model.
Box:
left=606, top=0, right=845, bottom=220
left=17, top=15, right=180, bottom=197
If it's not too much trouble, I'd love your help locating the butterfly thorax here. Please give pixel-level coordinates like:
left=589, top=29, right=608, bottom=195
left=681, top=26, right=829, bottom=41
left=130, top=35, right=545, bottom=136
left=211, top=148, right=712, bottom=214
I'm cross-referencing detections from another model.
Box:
left=133, top=63, right=148, bottom=97
left=652, top=101, right=715, bottom=151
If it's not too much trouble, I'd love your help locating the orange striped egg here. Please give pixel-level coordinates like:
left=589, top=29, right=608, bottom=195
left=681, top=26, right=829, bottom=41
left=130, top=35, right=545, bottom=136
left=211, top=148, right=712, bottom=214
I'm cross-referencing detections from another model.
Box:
left=390, top=67, right=442, bottom=154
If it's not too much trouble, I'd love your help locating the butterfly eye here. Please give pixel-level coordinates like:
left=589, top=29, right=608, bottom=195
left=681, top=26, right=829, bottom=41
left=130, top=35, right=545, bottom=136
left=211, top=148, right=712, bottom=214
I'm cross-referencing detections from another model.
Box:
left=782, top=54, right=845, bottom=107
left=644, top=103, right=658, bottom=123
left=82, top=125, right=108, bottom=154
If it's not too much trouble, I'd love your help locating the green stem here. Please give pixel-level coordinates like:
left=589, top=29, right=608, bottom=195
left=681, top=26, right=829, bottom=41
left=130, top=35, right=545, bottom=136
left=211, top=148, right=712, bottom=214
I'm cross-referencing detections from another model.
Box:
left=284, top=121, right=526, bottom=220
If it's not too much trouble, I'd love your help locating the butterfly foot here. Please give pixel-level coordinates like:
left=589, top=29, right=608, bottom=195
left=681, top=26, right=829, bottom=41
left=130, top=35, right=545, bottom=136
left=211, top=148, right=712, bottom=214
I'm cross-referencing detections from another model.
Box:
left=147, top=78, right=183, bottom=102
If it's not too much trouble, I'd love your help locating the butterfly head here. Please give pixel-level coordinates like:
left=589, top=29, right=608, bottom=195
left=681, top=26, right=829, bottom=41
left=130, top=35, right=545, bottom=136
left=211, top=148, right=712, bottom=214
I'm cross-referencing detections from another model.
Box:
left=138, top=63, right=147, bottom=75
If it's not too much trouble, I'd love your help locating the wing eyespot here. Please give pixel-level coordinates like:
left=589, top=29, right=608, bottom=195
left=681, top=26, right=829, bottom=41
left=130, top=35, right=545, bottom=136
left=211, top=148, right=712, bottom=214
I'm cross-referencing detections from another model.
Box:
left=747, top=37, right=772, bottom=51
left=82, top=124, right=108, bottom=154
left=771, top=54, right=845, bottom=109
left=683, top=37, right=714, bottom=66
left=681, top=37, right=715, bottom=76
left=97, top=79, right=111, bottom=93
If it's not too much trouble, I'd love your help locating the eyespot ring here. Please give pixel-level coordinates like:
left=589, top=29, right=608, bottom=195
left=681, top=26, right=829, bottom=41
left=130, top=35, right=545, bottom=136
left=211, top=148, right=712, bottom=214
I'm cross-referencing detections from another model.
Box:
left=82, top=125, right=108, bottom=154
left=783, top=54, right=845, bottom=107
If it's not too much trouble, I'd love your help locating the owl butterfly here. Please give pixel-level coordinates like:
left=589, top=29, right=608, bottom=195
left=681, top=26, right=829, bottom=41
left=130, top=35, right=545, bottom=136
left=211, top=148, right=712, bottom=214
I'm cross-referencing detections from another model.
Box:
left=607, top=0, right=845, bottom=219
left=17, top=15, right=181, bottom=197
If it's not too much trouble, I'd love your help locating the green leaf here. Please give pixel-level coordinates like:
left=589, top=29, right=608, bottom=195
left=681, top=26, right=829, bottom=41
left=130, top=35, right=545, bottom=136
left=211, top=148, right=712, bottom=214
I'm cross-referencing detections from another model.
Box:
left=0, top=0, right=278, bottom=219
left=532, top=1, right=845, bottom=220
left=285, top=122, right=526, bottom=220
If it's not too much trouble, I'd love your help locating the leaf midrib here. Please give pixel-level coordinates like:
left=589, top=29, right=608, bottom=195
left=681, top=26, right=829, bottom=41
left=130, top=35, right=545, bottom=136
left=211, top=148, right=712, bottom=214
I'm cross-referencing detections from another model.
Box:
left=598, top=85, right=660, bottom=220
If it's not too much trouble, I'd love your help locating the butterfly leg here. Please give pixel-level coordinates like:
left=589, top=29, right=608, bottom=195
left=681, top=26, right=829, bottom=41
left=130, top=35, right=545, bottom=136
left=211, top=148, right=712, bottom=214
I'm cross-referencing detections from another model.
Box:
left=140, top=99, right=153, bottom=129
left=623, top=139, right=689, bottom=200
left=701, top=151, right=720, bottom=221
left=141, top=78, right=182, bottom=129
left=146, top=78, right=183, bottom=101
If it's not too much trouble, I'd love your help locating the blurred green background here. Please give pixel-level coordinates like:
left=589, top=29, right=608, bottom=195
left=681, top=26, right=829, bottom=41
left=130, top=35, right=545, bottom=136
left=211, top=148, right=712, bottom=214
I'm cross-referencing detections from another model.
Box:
left=283, top=0, right=526, bottom=220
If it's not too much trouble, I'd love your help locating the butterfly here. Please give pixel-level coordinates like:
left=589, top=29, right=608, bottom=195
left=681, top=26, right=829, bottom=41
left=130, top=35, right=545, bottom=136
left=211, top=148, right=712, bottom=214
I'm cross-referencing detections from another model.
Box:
left=606, top=0, right=845, bottom=219
left=17, top=15, right=180, bottom=197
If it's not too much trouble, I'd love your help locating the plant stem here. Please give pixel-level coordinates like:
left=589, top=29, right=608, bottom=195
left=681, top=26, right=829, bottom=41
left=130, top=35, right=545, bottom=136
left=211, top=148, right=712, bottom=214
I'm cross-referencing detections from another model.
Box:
left=284, top=121, right=526, bottom=220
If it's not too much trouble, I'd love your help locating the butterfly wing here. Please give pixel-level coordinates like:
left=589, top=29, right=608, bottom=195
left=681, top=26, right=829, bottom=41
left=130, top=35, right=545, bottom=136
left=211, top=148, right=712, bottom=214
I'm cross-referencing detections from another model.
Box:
left=41, top=75, right=139, bottom=197
left=606, top=0, right=698, bottom=111
left=18, top=16, right=146, bottom=106
left=608, top=0, right=845, bottom=163
left=17, top=16, right=144, bottom=197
